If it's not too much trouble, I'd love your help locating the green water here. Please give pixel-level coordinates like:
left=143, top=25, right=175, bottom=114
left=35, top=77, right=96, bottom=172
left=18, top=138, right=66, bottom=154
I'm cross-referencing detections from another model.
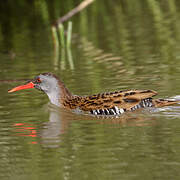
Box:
left=1, top=0, right=180, bottom=179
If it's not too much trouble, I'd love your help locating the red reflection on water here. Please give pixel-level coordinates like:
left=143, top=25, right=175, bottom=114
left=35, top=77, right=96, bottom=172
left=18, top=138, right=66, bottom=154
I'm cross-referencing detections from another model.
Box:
left=14, top=123, right=38, bottom=144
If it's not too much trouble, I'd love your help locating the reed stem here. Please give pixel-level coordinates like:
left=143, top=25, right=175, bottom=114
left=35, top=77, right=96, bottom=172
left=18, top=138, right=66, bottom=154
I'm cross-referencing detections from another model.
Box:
left=66, top=21, right=72, bottom=48
left=58, top=24, right=65, bottom=48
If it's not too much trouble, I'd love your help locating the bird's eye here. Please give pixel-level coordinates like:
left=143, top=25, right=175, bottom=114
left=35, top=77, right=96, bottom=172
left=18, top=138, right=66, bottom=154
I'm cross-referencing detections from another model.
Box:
left=36, top=78, right=41, bottom=83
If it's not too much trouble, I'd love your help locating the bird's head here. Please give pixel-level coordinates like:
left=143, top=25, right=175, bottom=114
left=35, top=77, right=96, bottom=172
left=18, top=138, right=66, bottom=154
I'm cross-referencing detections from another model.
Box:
left=8, top=73, right=59, bottom=94
left=8, top=73, right=71, bottom=107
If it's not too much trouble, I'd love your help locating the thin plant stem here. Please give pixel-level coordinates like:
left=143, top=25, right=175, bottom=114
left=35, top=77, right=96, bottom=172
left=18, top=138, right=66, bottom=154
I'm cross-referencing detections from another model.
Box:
left=51, top=26, right=59, bottom=69
left=66, top=21, right=72, bottom=48
left=60, top=48, right=66, bottom=70
left=55, top=0, right=95, bottom=25
left=67, top=48, right=74, bottom=70
left=58, top=24, right=65, bottom=48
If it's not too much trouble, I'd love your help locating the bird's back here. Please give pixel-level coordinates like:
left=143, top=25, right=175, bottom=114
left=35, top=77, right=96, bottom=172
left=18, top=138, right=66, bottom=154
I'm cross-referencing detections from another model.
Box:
left=61, top=89, right=180, bottom=116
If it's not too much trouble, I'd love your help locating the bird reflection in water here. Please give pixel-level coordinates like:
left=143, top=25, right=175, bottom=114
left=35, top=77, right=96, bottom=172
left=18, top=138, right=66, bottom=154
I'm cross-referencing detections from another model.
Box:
left=14, top=123, right=37, bottom=144
left=13, top=103, right=180, bottom=147
left=38, top=104, right=158, bottom=148
left=38, top=103, right=73, bottom=147
left=13, top=103, right=73, bottom=147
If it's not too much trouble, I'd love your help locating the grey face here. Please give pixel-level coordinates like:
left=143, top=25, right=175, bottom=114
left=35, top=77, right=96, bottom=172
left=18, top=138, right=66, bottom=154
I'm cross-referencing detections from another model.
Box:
left=33, top=74, right=59, bottom=94
left=32, top=73, right=61, bottom=106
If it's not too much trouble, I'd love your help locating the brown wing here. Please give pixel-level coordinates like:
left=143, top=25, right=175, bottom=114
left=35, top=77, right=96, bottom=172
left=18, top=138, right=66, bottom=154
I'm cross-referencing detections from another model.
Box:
left=76, top=89, right=158, bottom=111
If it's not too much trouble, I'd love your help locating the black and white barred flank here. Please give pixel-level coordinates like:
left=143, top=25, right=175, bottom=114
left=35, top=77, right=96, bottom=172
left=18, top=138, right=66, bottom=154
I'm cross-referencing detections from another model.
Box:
left=90, top=98, right=154, bottom=116
left=130, top=98, right=153, bottom=111
left=90, top=106, right=125, bottom=116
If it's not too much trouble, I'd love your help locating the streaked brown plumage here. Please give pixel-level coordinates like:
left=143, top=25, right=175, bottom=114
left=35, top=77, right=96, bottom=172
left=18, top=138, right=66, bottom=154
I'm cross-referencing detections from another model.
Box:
left=8, top=73, right=180, bottom=116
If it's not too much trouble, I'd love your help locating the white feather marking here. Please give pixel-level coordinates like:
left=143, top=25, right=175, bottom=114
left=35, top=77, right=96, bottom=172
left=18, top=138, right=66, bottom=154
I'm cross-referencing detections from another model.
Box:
left=119, top=108, right=124, bottom=114
left=106, top=109, right=109, bottom=114
left=93, top=110, right=97, bottom=115
left=111, top=109, right=115, bottom=115
left=114, top=106, right=119, bottom=114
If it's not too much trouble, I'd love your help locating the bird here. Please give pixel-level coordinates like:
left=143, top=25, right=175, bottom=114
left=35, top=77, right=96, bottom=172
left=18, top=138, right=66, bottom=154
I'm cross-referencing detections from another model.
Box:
left=8, top=72, right=179, bottom=116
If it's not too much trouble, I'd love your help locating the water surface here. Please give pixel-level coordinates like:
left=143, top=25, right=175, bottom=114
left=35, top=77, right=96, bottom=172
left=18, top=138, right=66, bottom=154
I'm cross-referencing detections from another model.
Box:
left=1, top=0, right=180, bottom=179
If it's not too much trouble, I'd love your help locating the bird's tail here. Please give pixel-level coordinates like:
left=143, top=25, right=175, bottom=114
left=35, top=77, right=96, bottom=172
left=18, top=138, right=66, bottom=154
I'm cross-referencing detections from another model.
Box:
left=153, top=99, right=180, bottom=108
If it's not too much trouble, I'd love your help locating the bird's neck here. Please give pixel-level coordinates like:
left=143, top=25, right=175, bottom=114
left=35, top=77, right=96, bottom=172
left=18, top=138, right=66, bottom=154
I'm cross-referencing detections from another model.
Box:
left=46, top=79, right=73, bottom=107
